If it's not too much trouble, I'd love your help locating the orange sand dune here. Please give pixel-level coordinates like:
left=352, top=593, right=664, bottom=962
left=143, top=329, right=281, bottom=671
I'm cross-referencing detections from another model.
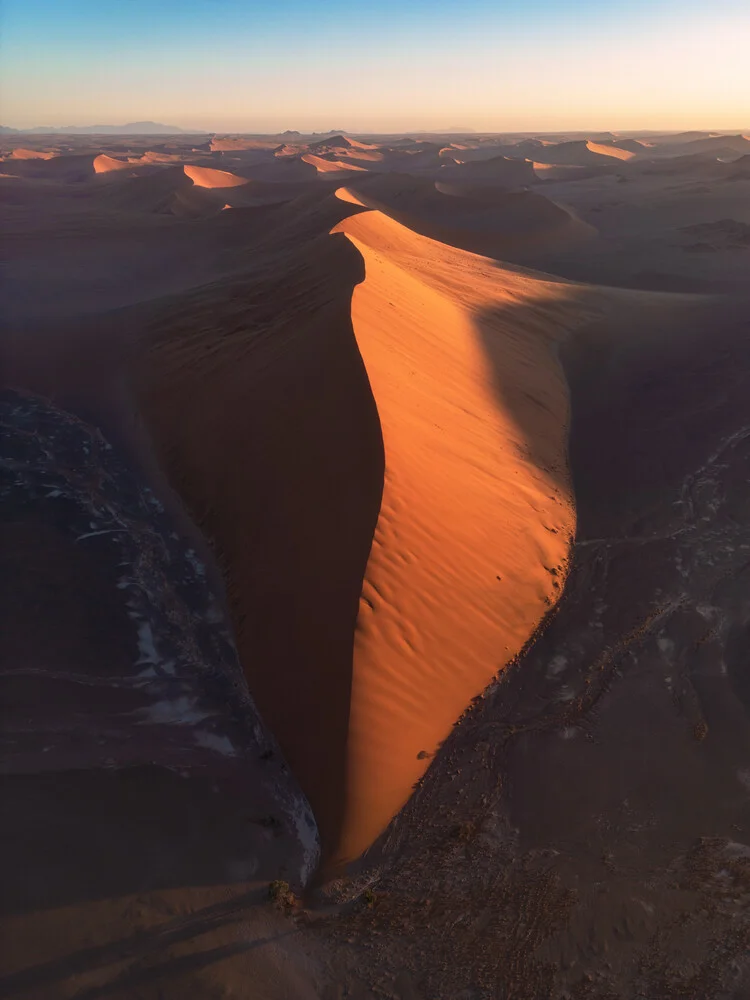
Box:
left=339, top=175, right=595, bottom=262
left=344, top=138, right=381, bottom=151
left=94, top=165, right=202, bottom=215
left=93, top=153, right=134, bottom=173
left=138, top=191, right=601, bottom=865
left=183, top=164, right=250, bottom=188
left=328, top=201, right=596, bottom=861
left=329, top=148, right=387, bottom=164
left=531, top=140, right=630, bottom=167
left=4, top=148, right=57, bottom=160
left=585, top=140, right=636, bottom=161
left=301, top=153, right=369, bottom=174
left=532, top=161, right=612, bottom=182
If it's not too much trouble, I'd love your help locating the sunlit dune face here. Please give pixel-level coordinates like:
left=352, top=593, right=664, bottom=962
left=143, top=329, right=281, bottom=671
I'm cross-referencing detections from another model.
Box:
left=93, top=154, right=133, bottom=173
left=300, top=153, right=369, bottom=174
left=327, top=202, right=586, bottom=864
left=183, top=164, right=250, bottom=188
left=6, top=148, right=57, bottom=161
left=586, top=141, right=635, bottom=161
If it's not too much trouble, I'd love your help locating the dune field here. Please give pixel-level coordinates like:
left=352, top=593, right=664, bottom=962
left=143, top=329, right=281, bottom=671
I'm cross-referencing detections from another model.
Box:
left=2, top=127, right=750, bottom=998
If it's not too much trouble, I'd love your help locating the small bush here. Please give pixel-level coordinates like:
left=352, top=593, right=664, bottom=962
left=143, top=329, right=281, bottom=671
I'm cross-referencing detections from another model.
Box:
left=268, top=879, right=296, bottom=909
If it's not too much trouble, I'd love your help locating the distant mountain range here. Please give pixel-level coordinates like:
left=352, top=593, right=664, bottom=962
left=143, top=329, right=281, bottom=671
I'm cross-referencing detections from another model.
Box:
left=0, top=121, right=199, bottom=135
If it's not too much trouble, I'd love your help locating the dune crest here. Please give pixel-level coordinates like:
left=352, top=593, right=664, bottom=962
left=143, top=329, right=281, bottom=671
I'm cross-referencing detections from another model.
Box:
left=329, top=200, right=587, bottom=862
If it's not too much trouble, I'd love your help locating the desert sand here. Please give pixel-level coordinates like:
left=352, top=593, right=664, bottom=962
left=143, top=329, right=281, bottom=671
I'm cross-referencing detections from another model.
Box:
left=2, top=126, right=750, bottom=999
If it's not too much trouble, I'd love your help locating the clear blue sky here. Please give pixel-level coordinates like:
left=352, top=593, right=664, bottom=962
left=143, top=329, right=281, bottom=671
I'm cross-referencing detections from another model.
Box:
left=1, top=0, right=748, bottom=131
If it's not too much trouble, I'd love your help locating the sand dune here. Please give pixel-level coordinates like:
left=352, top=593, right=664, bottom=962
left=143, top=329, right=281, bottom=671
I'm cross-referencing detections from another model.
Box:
left=437, top=154, right=537, bottom=190
left=301, top=153, right=369, bottom=174
left=183, top=164, right=250, bottom=188
left=4, top=126, right=750, bottom=1000
left=339, top=175, right=595, bottom=262
left=530, top=139, right=632, bottom=167
left=0, top=152, right=96, bottom=181
left=585, top=140, right=636, bottom=161
left=327, top=202, right=592, bottom=861
left=4, top=147, right=57, bottom=160
left=93, top=153, right=134, bottom=173
left=135, top=187, right=594, bottom=865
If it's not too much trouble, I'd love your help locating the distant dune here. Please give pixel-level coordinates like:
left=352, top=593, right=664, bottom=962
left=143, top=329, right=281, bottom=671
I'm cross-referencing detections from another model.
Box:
left=183, top=164, right=250, bottom=188
left=4, top=147, right=57, bottom=160
left=530, top=139, right=634, bottom=166
left=93, top=153, right=134, bottom=173
left=301, top=153, right=369, bottom=174
left=339, top=175, right=595, bottom=262
left=437, top=154, right=537, bottom=189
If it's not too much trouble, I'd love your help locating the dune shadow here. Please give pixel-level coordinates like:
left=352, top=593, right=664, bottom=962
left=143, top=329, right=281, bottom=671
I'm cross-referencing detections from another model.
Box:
left=137, top=230, right=385, bottom=863
left=471, top=290, right=596, bottom=499
left=0, top=884, right=278, bottom=998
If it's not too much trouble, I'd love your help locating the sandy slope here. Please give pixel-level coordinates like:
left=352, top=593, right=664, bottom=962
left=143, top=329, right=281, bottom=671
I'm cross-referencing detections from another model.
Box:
left=93, top=153, right=134, bottom=173
left=183, top=164, right=250, bottom=188
left=134, top=184, right=602, bottom=866
left=301, top=153, right=369, bottom=174
left=327, top=199, right=600, bottom=862
left=339, top=176, right=595, bottom=263
left=136, top=197, right=383, bottom=858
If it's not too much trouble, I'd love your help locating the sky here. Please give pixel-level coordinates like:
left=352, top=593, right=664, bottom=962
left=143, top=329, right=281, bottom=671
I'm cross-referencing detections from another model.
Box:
left=1, top=0, right=748, bottom=132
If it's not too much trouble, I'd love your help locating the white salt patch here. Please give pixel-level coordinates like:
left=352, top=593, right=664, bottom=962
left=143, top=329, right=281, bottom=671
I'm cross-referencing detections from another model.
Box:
left=547, top=655, right=567, bottom=678
left=75, top=528, right=124, bottom=543
left=138, top=696, right=212, bottom=726
left=194, top=731, right=236, bottom=756
left=136, top=622, right=160, bottom=667
left=185, top=549, right=206, bottom=577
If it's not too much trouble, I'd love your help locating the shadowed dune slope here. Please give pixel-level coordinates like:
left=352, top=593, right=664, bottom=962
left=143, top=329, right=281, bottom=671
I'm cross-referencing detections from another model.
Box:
left=339, top=176, right=595, bottom=262
left=136, top=187, right=619, bottom=865
left=328, top=202, right=604, bottom=862
left=438, top=155, right=537, bottom=189
left=136, top=200, right=383, bottom=859
left=530, top=140, right=632, bottom=166
left=3, top=148, right=57, bottom=160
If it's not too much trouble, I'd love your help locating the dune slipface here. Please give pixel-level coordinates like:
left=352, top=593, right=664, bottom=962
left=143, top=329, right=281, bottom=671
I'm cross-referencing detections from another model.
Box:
left=328, top=201, right=588, bottom=863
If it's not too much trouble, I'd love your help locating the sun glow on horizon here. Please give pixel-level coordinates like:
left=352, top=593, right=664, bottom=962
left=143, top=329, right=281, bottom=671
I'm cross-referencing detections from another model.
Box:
left=1, top=0, right=748, bottom=132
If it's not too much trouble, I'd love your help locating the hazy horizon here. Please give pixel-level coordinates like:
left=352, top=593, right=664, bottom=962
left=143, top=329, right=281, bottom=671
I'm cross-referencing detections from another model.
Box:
left=1, top=0, right=748, bottom=133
